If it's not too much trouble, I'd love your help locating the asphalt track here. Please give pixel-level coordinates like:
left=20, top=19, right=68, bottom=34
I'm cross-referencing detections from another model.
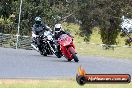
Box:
left=0, top=47, right=132, bottom=79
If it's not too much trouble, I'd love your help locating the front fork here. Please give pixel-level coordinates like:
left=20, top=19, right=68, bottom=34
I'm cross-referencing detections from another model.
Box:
left=47, top=41, right=57, bottom=54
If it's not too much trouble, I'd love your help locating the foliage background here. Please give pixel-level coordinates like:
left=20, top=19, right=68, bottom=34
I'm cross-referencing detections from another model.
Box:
left=0, top=0, right=132, bottom=45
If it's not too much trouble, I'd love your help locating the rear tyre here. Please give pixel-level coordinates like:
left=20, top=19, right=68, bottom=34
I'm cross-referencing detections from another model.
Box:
left=55, top=52, right=62, bottom=58
left=39, top=50, right=44, bottom=56
left=69, top=47, right=79, bottom=62
left=68, top=59, right=72, bottom=62
left=40, top=51, right=47, bottom=56
left=41, top=48, right=47, bottom=56
left=43, top=53, right=47, bottom=56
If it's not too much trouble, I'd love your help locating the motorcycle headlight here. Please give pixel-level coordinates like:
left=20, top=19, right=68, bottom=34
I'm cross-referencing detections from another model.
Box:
left=47, top=35, right=53, bottom=40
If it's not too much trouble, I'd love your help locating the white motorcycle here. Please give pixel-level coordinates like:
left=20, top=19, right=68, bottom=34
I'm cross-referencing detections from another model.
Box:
left=32, top=30, right=61, bottom=58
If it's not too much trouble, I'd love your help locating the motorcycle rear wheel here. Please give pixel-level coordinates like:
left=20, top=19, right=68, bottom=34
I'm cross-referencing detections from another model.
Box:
left=40, top=51, right=47, bottom=56
left=68, top=59, right=72, bottom=61
left=43, top=53, right=47, bottom=56
left=55, top=52, right=62, bottom=58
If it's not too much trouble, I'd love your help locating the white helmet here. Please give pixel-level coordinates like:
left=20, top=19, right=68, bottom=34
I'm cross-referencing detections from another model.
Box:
left=54, top=24, right=63, bottom=33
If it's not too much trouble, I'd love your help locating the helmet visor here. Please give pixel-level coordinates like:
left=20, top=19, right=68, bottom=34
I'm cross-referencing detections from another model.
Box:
left=55, top=28, right=60, bottom=32
left=35, top=21, right=41, bottom=24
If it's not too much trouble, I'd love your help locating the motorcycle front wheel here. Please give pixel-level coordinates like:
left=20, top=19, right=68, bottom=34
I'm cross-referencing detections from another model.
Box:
left=69, top=47, right=79, bottom=62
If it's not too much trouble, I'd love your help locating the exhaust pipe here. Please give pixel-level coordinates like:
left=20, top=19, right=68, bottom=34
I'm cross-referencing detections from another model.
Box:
left=31, top=44, right=39, bottom=51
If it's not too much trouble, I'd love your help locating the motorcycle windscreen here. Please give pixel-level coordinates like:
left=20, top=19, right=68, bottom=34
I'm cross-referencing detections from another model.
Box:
left=59, top=34, right=72, bottom=46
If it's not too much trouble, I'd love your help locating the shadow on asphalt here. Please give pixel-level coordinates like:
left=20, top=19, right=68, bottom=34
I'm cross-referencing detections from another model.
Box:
left=51, top=59, right=80, bottom=63
left=29, top=53, right=80, bottom=63
left=29, top=54, right=57, bottom=58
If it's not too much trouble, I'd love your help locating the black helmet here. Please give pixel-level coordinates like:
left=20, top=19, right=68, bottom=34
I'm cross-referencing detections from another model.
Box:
left=35, top=16, right=42, bottom=25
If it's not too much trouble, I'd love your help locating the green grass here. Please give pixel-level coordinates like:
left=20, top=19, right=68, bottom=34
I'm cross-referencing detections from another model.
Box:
left=0, top=80, right=131, bottom=88
left=75, top=42, right=132, bottom=59
left=62, top=23, right=132, bottom=59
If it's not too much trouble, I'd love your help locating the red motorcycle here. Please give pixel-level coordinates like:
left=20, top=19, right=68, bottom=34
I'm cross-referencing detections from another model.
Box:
left=58, top=34, right=79, bottom=62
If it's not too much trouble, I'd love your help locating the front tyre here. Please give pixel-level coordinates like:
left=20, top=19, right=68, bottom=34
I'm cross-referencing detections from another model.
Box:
left=69, top=47, right=79, bottom=62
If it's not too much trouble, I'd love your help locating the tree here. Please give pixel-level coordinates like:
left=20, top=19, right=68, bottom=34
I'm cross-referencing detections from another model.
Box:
left=0, top=0, right=13, bottom=19
left=77, top=0, right=132, bottom=48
